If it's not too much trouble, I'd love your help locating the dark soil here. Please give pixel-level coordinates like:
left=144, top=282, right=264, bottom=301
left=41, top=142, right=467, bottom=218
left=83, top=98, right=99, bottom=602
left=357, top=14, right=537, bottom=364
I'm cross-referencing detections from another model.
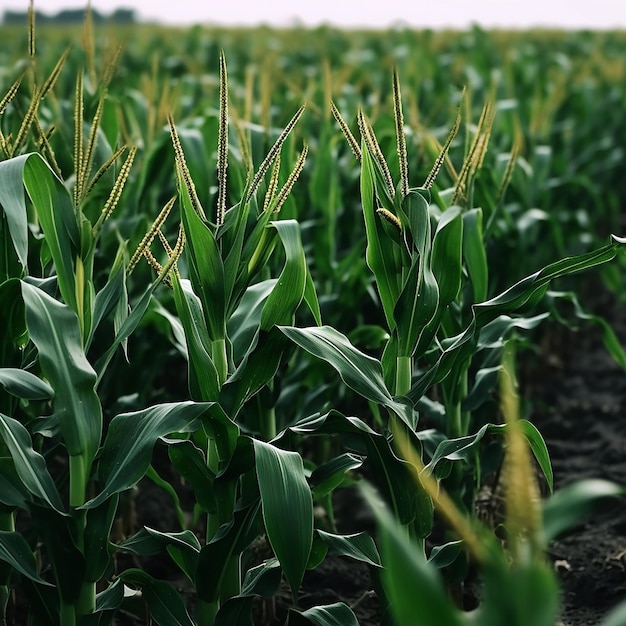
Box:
left=528, top=293, right=626, bottom=626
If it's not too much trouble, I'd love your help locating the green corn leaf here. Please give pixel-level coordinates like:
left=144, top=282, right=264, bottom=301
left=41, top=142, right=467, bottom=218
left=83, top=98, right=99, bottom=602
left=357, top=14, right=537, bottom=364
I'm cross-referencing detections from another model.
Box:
left=280, top=411, right=429, bottom=530
left=0, top=368, right=54, bottom=400
left=316, top=530, right=381, bottom=567
left=168, top=439, right=217, bottom=513
left=431, top=206, right=463, bottom=307
left=399, top=189, right=430, bottom=258
left=88, top=245, right=128, bottom=350
left=120, top=569, right=195, bottom=626
left=228, top=279, right=276, bottom=364
left=24, top=154, right=81, bottom=312
left=0, top=414, right=64, bottom=512
left=179, top=168, right=227, bottom=342
left=480, top=559, right=559, bottom=626
left=95, top=275, right=166, bottom=383
left=394, top=256, right=439, bottom=358
left=287, top=603, right=360, bottom=626
left=366, top=488, right=464, bottom=626
left=22, top=281, right=102, bottom=474
left=260, top=220, right=307, bottom=331
left=463, top=208, right=488, bottom=304
left=84, top=401, right=216, bottom=508
left=279, top=325, right=412, bottom=424
left=426, top=421, right=553, bottom=491
left=31, top=504, right=85, bottom=603
left=0, top=530, right=52, bottom=585
left=84, top=494, right=119, bottom=582
left=542, top=479, right=626, bottom=543
left=212, top=560, right=281, bottom=624
left=196, top=498, right=261, bottom=603
left=310, top=453, right=363, bottom=498
left=0, top=154, right=30, bottom=269
left=254, top=439, right=313, bottom=600
left=360, top=140, right=401, bottom=330
left=0, top=458, right=29, bottom=508
left=475, top=238, right=625, bottom=325
left=172, top=275, right=220, bottom=401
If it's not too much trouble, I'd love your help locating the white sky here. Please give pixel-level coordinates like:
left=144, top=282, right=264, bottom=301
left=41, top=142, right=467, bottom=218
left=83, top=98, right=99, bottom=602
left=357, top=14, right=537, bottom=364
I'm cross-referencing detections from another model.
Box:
left=3, top=0, right=626, bottom=29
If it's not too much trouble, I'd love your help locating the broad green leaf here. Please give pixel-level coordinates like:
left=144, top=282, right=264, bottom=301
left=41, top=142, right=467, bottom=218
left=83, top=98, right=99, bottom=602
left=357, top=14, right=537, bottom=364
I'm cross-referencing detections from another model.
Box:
left=168, top=439, right=217, bottom=513
left=121, top=569, right=195, bottom=626
left=0, top=154, right=30, bottom=268
left=95, top=276, right=165, bottom=383
left=480, top=560, right=559, bottom=626
left=0, top=530, right=52, bottom=584
left=474, top=238, right=625, bottom=326
left=172, top=276, right=220, bottom=401
left=88, top=247, right=128, bottom=350
left=227, top=279, right=276, bottom=363
left=84, top=494, right=119, bottom=582
left=23, top=154, right=81, bottom=312
left=195, top=499, right=261, bottom=603
left=316, top=530, right=381, bottom=567
left=463, top=208, right=488, bottom=304
left=31, top=504, right=85, bottom=603
left=310, top=453, right=363, bottom=498
left=431, top=207, right=463, bottom=307
left=542, top=479, right=626, bottom=543
left=280, top=411, right=428, bottom=529
left=287, top=602, right=360, bottom=626
left=395, top=256, right=439, bottom=358
left=279, top=325, right=412, bottom=424
left=0, top=414, right=64, bottom=512
left=367, top=489, right=464, bottom=626
left=400, top=189, right=431, bottom=257
left=426, top=421, right=553, bottom=491
left=0, top=458, right=29, bottom=508
left=22, top=281, right=102, bottom=473
left=360, top=141, right=401, bottom=330
left=254, top=439, right=313, bottom=600
left=0, top=368, right=54, bottom=400
left=215, top=597, right=254, bottom=626
left=260, top=220, right=307, bottom=331
left=240, top=558, right=282, bottom=597
left=84, top=401, right=215, bottom=508
left=179, top=167, right=226, bottom=342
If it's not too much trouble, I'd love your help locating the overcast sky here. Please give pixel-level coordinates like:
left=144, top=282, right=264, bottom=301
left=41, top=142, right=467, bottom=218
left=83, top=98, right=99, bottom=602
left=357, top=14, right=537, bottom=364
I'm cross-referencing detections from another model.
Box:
left=4, top=0, right=626, bottom=29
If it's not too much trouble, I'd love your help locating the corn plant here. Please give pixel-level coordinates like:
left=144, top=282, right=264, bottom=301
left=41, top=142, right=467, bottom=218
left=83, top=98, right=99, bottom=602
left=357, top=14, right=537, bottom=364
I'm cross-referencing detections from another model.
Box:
left=278, top=68, right=626, bottom=564
left=368, top=344, right=626, bottom=626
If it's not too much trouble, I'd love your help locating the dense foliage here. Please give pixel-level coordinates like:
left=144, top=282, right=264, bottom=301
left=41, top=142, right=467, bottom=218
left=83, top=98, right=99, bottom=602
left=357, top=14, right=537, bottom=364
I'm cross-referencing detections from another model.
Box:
left=1, top=14, right=626, bottom=625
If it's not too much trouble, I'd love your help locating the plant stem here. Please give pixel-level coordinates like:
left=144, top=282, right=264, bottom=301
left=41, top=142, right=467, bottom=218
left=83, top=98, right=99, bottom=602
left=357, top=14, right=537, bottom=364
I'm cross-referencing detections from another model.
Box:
left=196, top=599, right=218, bottom=626
left=60, top=602, right=76, bottom=626
left=69, top=455, right=87, bottom=508
left=212, top=338, right=228, bottom=387
left=395, top=355, right=412, bottom=396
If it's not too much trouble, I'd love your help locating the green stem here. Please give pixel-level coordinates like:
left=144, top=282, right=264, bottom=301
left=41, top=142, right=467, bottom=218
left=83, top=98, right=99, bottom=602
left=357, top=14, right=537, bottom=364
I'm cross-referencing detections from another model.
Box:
left=69, top=455, right=87, bottom=508
left=60, top=602, right=76, bottom=626
left=211, top=338, right=228, bottom=387
left=196, top=599, right=218, bottom=626
left=395, top=355, right=412, bottom=396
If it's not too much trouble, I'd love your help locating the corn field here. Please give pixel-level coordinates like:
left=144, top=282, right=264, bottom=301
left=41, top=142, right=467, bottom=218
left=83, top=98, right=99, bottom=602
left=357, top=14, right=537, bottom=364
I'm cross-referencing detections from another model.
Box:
left=1, top=10, right=626, bottom=626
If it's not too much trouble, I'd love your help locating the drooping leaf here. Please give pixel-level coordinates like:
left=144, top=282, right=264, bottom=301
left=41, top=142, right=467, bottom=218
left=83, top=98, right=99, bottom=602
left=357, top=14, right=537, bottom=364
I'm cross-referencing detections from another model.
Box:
left=84, top=401, right=216, bottom=508
left=22, top=281, right=102, bottom=473
left=0, top=530, right=52, bottom=585
left=254, top=439, right=313, bottom=600
left=0, top=368, right=54, bottom=400
left=0, top=414, right=64, bottom=512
